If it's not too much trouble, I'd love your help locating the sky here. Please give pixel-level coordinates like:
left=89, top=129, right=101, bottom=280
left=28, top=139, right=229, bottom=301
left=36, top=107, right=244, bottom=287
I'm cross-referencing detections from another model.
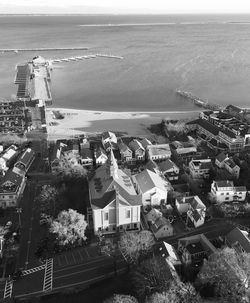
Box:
left=1, top=0, right=250, bottom=14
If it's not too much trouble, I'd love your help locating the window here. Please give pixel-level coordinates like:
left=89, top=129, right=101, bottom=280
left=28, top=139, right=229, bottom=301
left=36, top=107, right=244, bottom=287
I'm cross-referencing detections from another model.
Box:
left=104, top=212, right=109, bottom=221
left=126, top=210, right=131, bottom=219
left=226, top=193, right=229, bottom=195
left=134, top=223, right=137, bottom=228
left=225, top=197, right=229, bottom=200
left=221, top=193, right=224, bottom=195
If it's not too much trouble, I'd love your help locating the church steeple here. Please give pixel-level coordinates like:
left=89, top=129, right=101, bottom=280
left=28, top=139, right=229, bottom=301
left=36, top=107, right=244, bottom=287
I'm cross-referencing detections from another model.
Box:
left=107, top=149, right=118, bottom=179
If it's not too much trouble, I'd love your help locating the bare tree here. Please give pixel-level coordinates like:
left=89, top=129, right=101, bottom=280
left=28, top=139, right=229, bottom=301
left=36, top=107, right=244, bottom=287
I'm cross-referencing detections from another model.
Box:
left=197, top=247, right=250, bottom=303
left=119, top=230, right=155, bottom=264
left=132, top=256, right=173, bottom=300
left=145, top=281, right=201, bottom=303
left=49, top=209, right=87, bottom=246
left=36, top=185, right=59, bottom=216
left=103, top=294, right=138, bottom=303
left=56, top=151, right=87, bottom=178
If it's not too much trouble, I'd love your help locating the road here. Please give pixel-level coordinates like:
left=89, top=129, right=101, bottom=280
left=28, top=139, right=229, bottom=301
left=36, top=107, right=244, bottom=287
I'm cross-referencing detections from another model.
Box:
left=0, top=252, right=127, bottom=300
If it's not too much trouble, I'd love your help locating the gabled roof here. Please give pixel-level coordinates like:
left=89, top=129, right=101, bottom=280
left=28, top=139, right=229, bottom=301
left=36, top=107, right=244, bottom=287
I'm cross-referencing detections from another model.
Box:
left=145, top=160, right=159, bottom=173
left=151, top=217, right=172, bottom=233
left=224, top=158, right=238, bottom=169
left=95, top=148, right=107, bottom=159
left=140, top=138, right=152, bottom=149
left=158, top=159, right=178, bottom=173
left=91, top=190, right=116, bottom=209
left=118, top=141, right=132, bottom=154
left=226, top=227, right=250, bottom=253
left=129, top=139, right=144, bottom=152
left=197, top=119, right=219, bottom=136
left=134, top=169, right=170, bottom=193
left=220, top=128, right=236, bottom=139
left=80, top=148, right=92, bottom=159
left=102, top=131, right=116, bottom=141
left=216, top=152, right=228, bottom=163
left=191, top=209, right=202, bottom=222
left=0, top=168, right=24, bottom=193
left=15, top=148, right=35, bottom=167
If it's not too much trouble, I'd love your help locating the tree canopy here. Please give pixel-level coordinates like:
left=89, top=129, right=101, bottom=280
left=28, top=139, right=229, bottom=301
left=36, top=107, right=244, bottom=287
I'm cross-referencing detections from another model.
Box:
left=55, top=151, right=87, bottom=178
left=145, top=281, right=201, bottom=303
left=103, top=294, right=138, bottom=303
left=36, top=184, right=59, bottom=216
left=132, top=256, right=173, bottom=300
left=49, top=209, right=88, bottom=246
left=197, top=247, right=250, bottom=303
left=119, top=230, right=155, bottom=264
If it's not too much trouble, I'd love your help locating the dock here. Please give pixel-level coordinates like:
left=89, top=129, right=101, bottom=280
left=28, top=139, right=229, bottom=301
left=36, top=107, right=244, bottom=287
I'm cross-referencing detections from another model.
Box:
left=50, top=53, right=123, bottom=64
left=176, top=90, right=222, bottom=111
left=0, top=47, right=89, bottom=53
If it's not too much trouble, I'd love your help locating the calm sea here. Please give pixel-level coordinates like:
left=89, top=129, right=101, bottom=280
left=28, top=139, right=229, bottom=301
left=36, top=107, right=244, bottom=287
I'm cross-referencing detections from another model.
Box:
left=1, top=14, right=250, bottom=111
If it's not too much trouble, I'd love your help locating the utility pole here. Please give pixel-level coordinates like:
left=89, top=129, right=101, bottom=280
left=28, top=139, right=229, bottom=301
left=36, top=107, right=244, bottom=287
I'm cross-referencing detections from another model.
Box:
left=16, top=208, right=22, bottom=227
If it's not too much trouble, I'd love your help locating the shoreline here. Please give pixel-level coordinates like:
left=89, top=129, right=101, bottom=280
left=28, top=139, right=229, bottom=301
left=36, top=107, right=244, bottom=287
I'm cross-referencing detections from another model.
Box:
left=46, top=107, right=199, bottom=140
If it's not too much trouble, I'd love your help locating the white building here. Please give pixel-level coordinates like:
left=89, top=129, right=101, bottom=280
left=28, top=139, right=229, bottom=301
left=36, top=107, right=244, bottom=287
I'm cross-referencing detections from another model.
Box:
left=147, top=144, right=171, bottom=161
left=189, top=159, right=212, bottom=179
left=133, top=169, right=171, bottom=207
left=89, top=150, right=141, bottom=235
left=176, top=196, right=206, bottom=228
left=0, top=145, right=18, bottom=175
left=94, top=148, right=108, bottom=166
left=210, top=180, right=247, bottom=203
left=215, top=152, right=240, bottom=179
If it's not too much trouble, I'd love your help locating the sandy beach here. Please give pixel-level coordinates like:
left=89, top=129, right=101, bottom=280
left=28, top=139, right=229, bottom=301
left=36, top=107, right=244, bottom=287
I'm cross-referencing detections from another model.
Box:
left=46, top=107, right=200, bottom=140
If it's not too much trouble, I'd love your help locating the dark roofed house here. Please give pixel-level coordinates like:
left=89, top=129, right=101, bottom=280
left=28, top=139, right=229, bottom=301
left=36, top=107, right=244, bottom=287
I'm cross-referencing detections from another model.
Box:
left=178, top=234, right=217, bottom=267
left=215, top=152, right=228, bottom=168
left=225, top=227, right=250, bottom=253
left=129, top=139, right=145, bottom=161
left=118, top=141, right=133, bottom=162
left=158, top=159, right=179, bottom=181
left=14, top=148, right=35, bottom=173
left=151, top=216, right=173, bottom=239
left=0, top=168, right=26, bottom=208
left=80, top=148, right=93, bottom=167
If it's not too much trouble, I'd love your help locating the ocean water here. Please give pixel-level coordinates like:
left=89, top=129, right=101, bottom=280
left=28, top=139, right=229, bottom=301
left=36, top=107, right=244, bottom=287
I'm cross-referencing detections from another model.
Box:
left=1, top=14, right=250, bottom=111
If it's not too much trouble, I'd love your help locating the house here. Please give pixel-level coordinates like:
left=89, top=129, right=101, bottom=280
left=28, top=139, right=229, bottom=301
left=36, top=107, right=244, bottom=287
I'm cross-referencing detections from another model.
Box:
left=133, top=169, right=171, bottom=207
left=145, top=160, right=160, bottom=175
left=94, top=148, right=108, bottom=166
left=89, top=150, right=141, bottom=235
left=224, top=158, right=240, bottom=179
left=215, top=152, right=228, bottom=168
left=186, top=196, right=206, bottom=228
left=129, top=139, right=145, bottom=161
left=175, top=195, right=206, bottom=227
left=189, top=159, right=212, bottom=179
left=146, top=208, right=162, bottom=223
left=151, top=217, right=174, bottom=239
left=14, top=148, right=35, bottom=173
left=0, top=168, right=26, bottom=208
left=210, top=180, right=247, bottom=203
left=0, top=145, right=19, bottom=175
left=215, top=153, right=240, bottom=179
left=178, top=234, right=217, bottom=266
left=171, top=141, right=197, bottom=163
left=157, top=241, right=181, bottom=266
left=102, top=131, right=117, bottom=151
left=140, top=138, right=152, bottom=149
left=158, top=159, right=179, bottom=181
left=147, top=144, right=171, bottom=161
left=118, top=141, right=133, bottom=162
left=225, top=227, right=250, bottom=253
left=79, top=148, right=93, bottom=167
left=50, top=140, right=67, bottom=173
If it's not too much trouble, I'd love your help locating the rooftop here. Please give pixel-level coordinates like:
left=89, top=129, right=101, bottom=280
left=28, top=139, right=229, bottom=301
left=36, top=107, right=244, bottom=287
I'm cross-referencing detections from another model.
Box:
left=147, top=144, right=171, bottom=157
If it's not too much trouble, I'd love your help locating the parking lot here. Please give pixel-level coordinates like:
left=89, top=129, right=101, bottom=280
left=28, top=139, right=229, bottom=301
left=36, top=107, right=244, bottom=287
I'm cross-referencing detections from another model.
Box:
left=53, top=244, right=101, bottom=269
